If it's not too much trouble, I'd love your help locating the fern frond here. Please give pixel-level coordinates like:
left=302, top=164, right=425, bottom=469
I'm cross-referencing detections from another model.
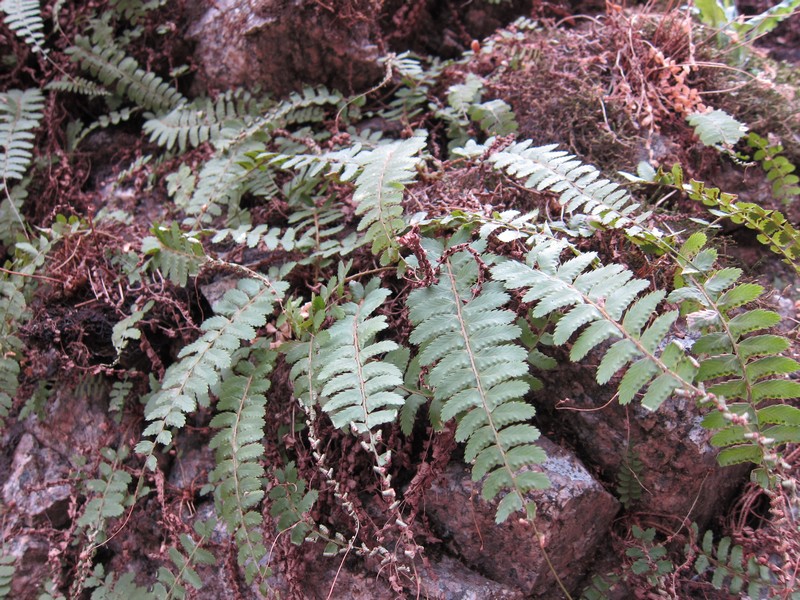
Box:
left=687, top=110, right=747, bottom=147
left=0, top=553, right=14, bottom=598
left=208, top=346, right=274, bottom=587
left=1, top=0, right=47, bottom=54
left=0, top=181, right=28, bottom=246
left=0, top=88, right=44, bottom=183
left=66, top=36, right=185, bottom=113
left=155, top=519, right=216, bottom=599
left=668, top=234, right=800, bottom=472
left=45, top=76, right=110, bottom=97
left=76, top=447, right=133, bottom=544
left=0, top=276, right=26, bottom=429
left=136, top=277, right=287, bottom=468
left=144, top=91, right=261, bottom=153
left=692, top=529, right=772, bottom=597
left=493, top=243, right=699, bottom=410
left=407, top=238, right=548, bottom=523
left=489, top=140, right=652, bottom=237
left=316, top=284, right=405, bottom=432
left=352, top=133, right=427, bottom=265
left=141, top=223, right=207, bottom=287
left=269, top=462, right=319, bottom=545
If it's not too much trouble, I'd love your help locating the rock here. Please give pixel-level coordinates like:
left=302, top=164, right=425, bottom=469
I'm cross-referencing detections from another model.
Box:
left=418, top=554, right=525, bottom=599
left=548, top=367, right=748, bottom=527
left=2, top=434, right=72, bottom=528
left=2, top=534, right=50, bottom=600
left=424, top=437, right=619, bottom=596
left=188, top=0, right=383, bottom=96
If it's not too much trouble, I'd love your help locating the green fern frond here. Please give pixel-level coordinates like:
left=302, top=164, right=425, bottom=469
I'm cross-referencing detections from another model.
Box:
left=687, top=110, right=747, bottom=147
left=76, top=447, right=134, bottom=544
left=136, top=277, right=288, bottom=468
left=0, top=553, right=13, bottom=598
left=407, top=237, right=548, bottom=523
left=269, top=462, right=319, bottom=546
left=746, top=132, right=800, bottom=204
left=0, top=88, right=44, bottom=183
left=493, top=243, right=699, bottom=410
left=0, top=277, right=26, bottom=429
left=208, top=346, right=274, bottom=587
left=144, top=91, right=261, bottom=153
left=141, top=223, right=207, bottom=287
left=488, top=140, right=652, bottom=237
left=616, top=447, right=644, bottom=508
left=0, top=181, right=28, bottom=246
left=352, top=133, right=427, bottom=265
left=668, top=233, right=800, bottom=471
left=469, top=100, right=518, bottom=136
left=692, top=529, right=772, bottom=597
left=66, top=36, right=185, bottom=113
left=1, top=0, right=47, bottom=54
left=316, top=283, right=405, bottom=432
left=155, top=519, right=216, bottom=599
left=45, top=76, right=110, bottom=97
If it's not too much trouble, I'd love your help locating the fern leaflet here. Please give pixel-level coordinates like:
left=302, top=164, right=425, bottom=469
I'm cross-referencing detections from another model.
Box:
left=208, top=346, right=275, bottom=588
left=0, top=88, right=44, bottom=184
left=407, top=237, right=548, bottom=523
left=141, top=223, right=207, bottom=287
left=493, top=242, right=700, bottom=410
left=1, top=0, right=47, bottom=54
left=136, top=277, right=287, bottom=469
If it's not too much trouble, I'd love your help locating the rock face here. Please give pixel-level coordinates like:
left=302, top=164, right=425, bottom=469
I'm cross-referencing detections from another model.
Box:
left=424, top=437, right=619, bottom=596
left=547, top=368, right=748, bottom=528
left=188, top=0, right=384, bottom=96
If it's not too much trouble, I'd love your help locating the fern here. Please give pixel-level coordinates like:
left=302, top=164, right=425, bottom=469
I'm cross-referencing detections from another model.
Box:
left=407, top=237, right=549, bottom=523
left=0, top=553, right=13, bottom=599
left=0, top=275, right=26, bottom=429
left=687, top=109, right=747, bottom=147
left=143, top=91, right=262, bottom=153
left=269, top=462, right=319, bottom=546
left=66, top=36, right=185, bottom=113
left=493, top=242, right=700, bottom=410
left=45, top=76, right=110, bottom=97
left=487, top=140, right=655, bottom=238
left=154, top=519, right=216, bottom=599
left=316, top=281, right=406, bottom=432
left=0, top=88, right=44, bottom=184
left=141, top=224, right=207, bottom=287
left=669, top=233, right=800, bottom=475
left=691, top=528, right=773, bottom=597
left=663, top=165, right=800, bottom=272
left=208, top=345, right=275, bottom=588
left=76, top=447, right=134, bottom=544
left=746, top=132, right=800, bottom=204
left=136, top=277, right=288, bottom=469
left=352, top=133, right=427, bottom=265
left=616, top=447, right=644, bottom=508
left=1, top=0, right=47, bottom=54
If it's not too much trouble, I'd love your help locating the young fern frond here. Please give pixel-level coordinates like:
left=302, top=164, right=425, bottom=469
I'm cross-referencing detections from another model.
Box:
left=407, top=238, right=548, bottom=523
left=316, top=282, right=405, bottom=432
left=352, top=133, right=427, bottom=265
left=66, top=36, right=185, bottom=113
left=487, top=140, right=653, bottom=237
left=155, top=519, right=216, bottom=599
left=269, top=462, right=319, bottom=546
left=76, top=447, right=134, bottom=544
left=493, top=243, right=700, bottom=410
left=669, top=233, right=800, bottom=472
left=692, top=528, right=773, bottom=597
left=208, top=346, right=275, bottom=588
left=1, top=0, right=47, bottom=54
left=0, top=553, right=13, bottom=598
left=141, top=223, right=207, bottom=287
left=136, top=277, right=288, bottom=469
left=0, top=88, right=44, bottom=184
left=45, top=76, right=110, bottom=97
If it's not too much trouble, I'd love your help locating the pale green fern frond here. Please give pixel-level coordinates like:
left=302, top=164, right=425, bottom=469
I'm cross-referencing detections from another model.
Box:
left=141, top=223, right=207, bottom=287
left=1, top=0, right=47, bottom=54
left=488, top=140, right=651, bottom=236
left=0, top=553, right=13, bottom=598
left=493, top=243, right=699, bottom=410
left=352, top=133, right=427, bottom=265
left=269, top=462, right=319, bottom=546
left=76, top=447, right=133, bottom=544
left=0, top=277, right=26, bottom=429
left=407, top=237, right=548, bottom=523
left=67, top=36, right=185, bottom=113
left=208, top=346, right=274, bottom=588
left=316, top=283, right=405, bottom=432
left=155, top=519, right=216, bottom=599
left=0, top=88, right=44, bottom=184
left=46, top=76, right=110, bottom=97
left=136, top=277, right=288, bottom=469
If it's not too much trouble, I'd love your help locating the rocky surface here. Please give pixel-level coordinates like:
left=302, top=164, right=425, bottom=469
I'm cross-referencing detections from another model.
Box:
left=424, top=437, right=619, bottom=596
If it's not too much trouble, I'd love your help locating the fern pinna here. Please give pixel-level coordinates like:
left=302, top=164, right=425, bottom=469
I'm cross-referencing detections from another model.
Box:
left=136, top=277, right=288, bottom=469
left=208, top=345, right=276, bottom=588
left=492, top=241, right=700, bottom=411
left=668, top=233, right=800, bottom=478
left=0, top=88, right=45, bottom=184
left=407, top=237, right=548, bottom=523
